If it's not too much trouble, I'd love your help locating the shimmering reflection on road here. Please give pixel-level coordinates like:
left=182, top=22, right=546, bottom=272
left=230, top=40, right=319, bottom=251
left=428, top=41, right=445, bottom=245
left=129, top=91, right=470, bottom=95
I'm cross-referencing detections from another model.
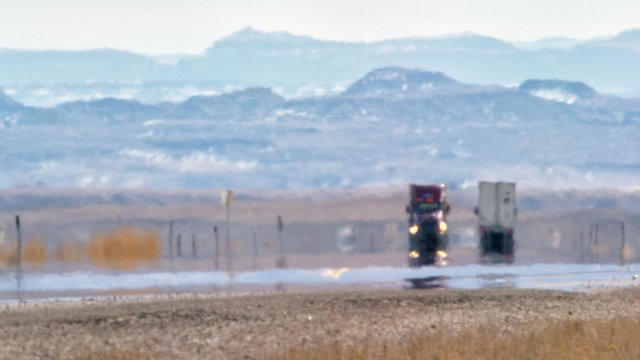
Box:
left=0, top=263, right=639, bottom=296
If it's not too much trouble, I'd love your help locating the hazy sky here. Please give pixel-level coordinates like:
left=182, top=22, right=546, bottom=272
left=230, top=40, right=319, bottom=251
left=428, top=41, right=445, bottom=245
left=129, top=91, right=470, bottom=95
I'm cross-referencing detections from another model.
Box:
left=2, top=0, right=639, bottom=54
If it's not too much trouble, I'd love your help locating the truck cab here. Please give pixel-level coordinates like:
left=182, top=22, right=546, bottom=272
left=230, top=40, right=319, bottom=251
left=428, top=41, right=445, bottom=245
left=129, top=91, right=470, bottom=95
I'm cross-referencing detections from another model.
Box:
left=406, top=184, right=450, bottom=267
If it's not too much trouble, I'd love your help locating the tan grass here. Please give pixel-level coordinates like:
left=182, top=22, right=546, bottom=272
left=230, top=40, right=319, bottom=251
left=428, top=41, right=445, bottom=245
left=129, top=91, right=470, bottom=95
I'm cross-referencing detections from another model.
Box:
left=23, top=238, right=48, bottom=266
left=0, top=239, right=48, bottom=267
left=88, top=227, right=161, bottom=271
left=0, top=244, right=16, bottom=266
left=55, top=240, right=86, bottom=263
left=276, top=317, right=640, bottom=360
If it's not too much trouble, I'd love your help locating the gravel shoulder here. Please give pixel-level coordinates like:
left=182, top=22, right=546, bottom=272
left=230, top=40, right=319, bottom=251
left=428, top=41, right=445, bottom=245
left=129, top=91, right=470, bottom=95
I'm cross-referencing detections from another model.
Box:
left=1, top=287, right=640, bottom=359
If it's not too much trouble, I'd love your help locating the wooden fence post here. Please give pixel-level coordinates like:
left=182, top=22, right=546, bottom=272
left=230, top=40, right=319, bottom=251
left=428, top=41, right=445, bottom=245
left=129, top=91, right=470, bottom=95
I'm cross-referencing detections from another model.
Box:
left=252, top=227, right=258, bottom=270
left=213, top=226, right=219, bottom=271
left=192, top=234, right=197, bottom=258
left=221, top=190, right=234, bottom=273
left=15, top=215, right=23, bottom=301
left=177, top=234, right=182, bottom=258
left=579, top=230, right=585, bottom=263
left=588, top=224, right=593, bottom=263
left=276, top=215, right=286, bottom=269
left=594, top=223, right=599, bottom=263
left=168, top=220, right=174, bottom=272
left=620, top=221, right=627, bottom=265
left=369, top=233, right=376, bottom=254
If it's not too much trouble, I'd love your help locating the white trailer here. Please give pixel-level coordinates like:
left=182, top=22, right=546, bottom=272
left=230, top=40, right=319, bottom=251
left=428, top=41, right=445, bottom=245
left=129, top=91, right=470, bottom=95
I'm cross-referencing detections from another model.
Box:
left=476, top=181, right=517, bottom=229
left=475, top=181, right=517, bottom=263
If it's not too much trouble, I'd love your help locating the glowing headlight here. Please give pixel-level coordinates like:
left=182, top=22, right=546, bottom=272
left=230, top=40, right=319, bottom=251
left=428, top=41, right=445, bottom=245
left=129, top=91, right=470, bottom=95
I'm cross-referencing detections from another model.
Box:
left=438, top=221, right=448, bottom=234
left=409, top=224, right=419, bottom=235
left=409, top=250, right=420, bottom=258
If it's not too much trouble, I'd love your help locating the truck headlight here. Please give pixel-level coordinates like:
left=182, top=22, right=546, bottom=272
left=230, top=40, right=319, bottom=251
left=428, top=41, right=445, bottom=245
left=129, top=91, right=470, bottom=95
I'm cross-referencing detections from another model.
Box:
left=409, top=224, right=419, bottom=235
left=409, top=250, right=420, bottom=258
left=438, top=221, right=448, bottom=234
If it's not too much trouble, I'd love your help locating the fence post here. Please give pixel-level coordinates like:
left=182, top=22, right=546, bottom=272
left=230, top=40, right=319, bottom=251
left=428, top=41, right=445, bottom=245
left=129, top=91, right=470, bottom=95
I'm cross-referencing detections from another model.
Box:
left=594, top=223, right=599, bottom=263
left=588, top=224, right=593, bottom=263
left=213, top=226, right=219, bottom=271
left=276, top=215, right=286, bottom=269
left=15, top=215, right=23, bottom=301
left=579, top=230, right=585, bottom=263
left=168, top=220, right=174, bottom=272
left=192, top=234, right=197, bottom=258
left=620, top=221, right=627, bottom=265
left=221, top=190, right=234, bottom=273
left=252, top=227, right=258, bottom=270
left=369, top=233, right=376, bottom=254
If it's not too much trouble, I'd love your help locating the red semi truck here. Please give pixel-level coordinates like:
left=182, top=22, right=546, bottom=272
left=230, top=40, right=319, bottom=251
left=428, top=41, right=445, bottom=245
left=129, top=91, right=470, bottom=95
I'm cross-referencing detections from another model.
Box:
left=406, top=184, right=450, bottom=267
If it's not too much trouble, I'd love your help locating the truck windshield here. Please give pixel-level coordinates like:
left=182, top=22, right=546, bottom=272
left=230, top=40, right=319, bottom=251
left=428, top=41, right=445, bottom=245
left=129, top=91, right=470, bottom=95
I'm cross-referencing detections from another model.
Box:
left=415, top=203, right=441, bottom=214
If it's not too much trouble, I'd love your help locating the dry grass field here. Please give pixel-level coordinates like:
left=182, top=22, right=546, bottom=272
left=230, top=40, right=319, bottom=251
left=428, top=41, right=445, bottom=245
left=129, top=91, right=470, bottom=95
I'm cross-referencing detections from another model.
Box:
left=278, top=313, right=640, bottom=360
left=1, top=288, right=640, bottom=359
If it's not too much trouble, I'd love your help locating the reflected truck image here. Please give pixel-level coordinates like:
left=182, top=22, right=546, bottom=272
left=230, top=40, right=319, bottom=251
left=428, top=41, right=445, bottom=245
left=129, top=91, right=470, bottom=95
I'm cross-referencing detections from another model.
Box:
left=474, top=181, right=517, bottom=264
left=406, top=184, right=450, bottom=267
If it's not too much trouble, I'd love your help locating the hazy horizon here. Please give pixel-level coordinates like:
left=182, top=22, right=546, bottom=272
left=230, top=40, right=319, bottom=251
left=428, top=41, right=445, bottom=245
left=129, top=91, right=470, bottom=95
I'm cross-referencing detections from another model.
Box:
left=1, top=25, right=637, bottom=56
left=2, top=0, right=639, bottom=55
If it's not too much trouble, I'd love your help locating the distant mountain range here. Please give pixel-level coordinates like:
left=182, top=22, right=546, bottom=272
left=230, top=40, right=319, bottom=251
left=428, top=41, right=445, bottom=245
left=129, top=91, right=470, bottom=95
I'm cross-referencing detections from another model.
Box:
left=1, top=27, right=640, bottom=107
left=1, top=67, right=640, bottom=190
left=1, top=67, right=639, bottom=125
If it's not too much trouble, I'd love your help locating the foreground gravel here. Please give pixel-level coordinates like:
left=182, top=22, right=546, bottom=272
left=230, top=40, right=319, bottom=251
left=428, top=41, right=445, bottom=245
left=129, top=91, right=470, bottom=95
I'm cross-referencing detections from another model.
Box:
left=1, top=288, right=640, bottom=359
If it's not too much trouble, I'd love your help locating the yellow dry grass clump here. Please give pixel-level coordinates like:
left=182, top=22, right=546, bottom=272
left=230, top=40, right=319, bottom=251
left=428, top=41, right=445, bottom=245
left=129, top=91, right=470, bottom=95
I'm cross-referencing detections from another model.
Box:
left=0, top=244, right=15, bottom=267
left=23, top=237, right=48, bottom=266
left=88, top=227, right=161, bottom=271
left=55, top=241, right=86, bottom=263
left=277, top=317, right=640, bottom=360
left=0, top=237, right=48, bottom=267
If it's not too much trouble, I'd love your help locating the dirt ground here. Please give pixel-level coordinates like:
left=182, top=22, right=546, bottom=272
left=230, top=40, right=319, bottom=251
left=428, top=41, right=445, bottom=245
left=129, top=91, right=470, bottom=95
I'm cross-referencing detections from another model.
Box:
left=1, top=287, right=640, bottom=359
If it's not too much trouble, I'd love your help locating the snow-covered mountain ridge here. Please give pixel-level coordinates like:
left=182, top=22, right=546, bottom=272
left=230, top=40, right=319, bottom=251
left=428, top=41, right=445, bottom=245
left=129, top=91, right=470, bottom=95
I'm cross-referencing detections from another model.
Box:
left=1, top=67, right=639, bottom=190
left=2, top=27, right=640, bottom=107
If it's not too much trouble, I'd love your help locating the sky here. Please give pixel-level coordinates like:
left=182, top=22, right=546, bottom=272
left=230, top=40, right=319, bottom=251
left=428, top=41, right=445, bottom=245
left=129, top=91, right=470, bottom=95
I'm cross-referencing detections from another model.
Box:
left=1, top=0, right=639, bottom=55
